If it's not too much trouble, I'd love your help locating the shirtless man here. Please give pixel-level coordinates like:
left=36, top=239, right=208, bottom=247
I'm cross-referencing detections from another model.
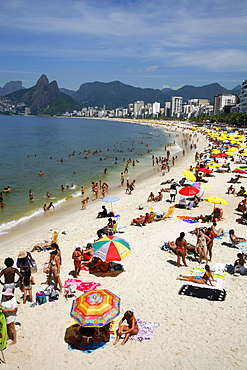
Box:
left=177, top=264, right=216, bottom=286
left=0, top=257, right=22, bottom=292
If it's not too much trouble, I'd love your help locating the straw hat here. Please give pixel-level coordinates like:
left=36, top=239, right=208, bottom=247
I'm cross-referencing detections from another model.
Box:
left=18, top=251, right=27, bottom=258
left=2, top=288, right=14, bottom=296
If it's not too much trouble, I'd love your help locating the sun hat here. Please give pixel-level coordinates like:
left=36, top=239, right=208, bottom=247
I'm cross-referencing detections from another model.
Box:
left=74, top=244, right=82, bottom=249
left=18, top=251, right=27, bottom=259
left=2, top=288, right=14, bottom=296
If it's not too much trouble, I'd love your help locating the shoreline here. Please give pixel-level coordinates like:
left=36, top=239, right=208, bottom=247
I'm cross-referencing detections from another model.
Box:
left=0, top=120, right=182, bottom=242
left=1, top=121, right=247, bottom=369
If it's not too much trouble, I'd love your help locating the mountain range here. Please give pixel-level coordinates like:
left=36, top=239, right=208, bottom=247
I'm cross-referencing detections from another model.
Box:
left=1, top=75, right=242, bottom=114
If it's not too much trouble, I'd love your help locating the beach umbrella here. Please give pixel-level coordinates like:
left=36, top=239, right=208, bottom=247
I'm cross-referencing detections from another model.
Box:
left=182, top=170, right=196, bottom=182
left=92, top=235, right=131, bottom=262
left=198, top=168, right=213, bottom=174
left=102, top=195, right=120, bottom=211
left=70, top=289, right=120, bottom=327
left=204, top=196, right=228, bottom=206
left=179, top=186, right=199, bottom=196
left=212, top=153, right=228, bottom=158
left=207, top=162, right=220, bottom=167
left=191, top=182, right=210, bottom=190
left=240, top=153, right=247, bottom=157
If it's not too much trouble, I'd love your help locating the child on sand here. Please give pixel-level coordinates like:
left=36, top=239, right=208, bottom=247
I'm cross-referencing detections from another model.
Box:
left=113, top=310, right=139, bottom=345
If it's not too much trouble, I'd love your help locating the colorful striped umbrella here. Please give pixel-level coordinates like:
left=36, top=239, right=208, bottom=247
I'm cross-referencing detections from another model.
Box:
left=70, top=289, right=120, bottom=327
left=92, top=235, right=131, bottom=262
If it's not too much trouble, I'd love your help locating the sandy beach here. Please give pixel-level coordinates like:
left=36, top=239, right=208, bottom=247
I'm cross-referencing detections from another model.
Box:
left=1, top=121, right=247, bottom=370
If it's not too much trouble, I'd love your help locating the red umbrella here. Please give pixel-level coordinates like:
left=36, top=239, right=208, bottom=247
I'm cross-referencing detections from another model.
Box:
left=198, top=168, right=213, bottom=174
left=233, top=169, right=247, bottom=174
left=179, top=186, right=200, bottom=196
left=212, top=153, right=228, bottom=158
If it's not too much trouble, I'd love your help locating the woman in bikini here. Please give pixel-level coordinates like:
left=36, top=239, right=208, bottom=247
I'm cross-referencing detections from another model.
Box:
left=113, top=310, right=139, bottom=345
left=72, top=246, right=82, bottom=277
left=175, top=232, right=188, bottom=268
left=177, top=264, right=216, bottom=286
left=195, top=230, right=209, bottom=264
left=48, top=250, right=63, bottom=293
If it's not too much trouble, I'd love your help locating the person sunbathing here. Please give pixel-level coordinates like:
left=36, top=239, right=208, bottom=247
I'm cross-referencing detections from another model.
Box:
left=147, top=192, right=155, bottom=202
left=229, top=229, right=246, bottom=244
left=211, top=207, right=223, bottom=222
left=233, top=253, right=247, bottom=275
left=154, top=191, right=163, bottom=202
left=227, top=175, right=240, bottom=183
left=130, top=213, right=149, bottom=226
left=211, top=222, right=224, bottom=237
left=177, top=264, right=216, bottom=285
left=66, top=326, right=96, bottom=351
left=113, top=310, right=139, bottom=345
left=226, top=185, right=235, bottom=194
left=236, top=186, right=246, bottom=196
left=88, top=257, right=109, bottom=273
left=96, top=205, right=108, bottom=218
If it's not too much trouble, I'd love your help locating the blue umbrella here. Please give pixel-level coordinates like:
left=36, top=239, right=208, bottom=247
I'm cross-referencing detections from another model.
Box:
left=102, top=195, right=120, bottom=211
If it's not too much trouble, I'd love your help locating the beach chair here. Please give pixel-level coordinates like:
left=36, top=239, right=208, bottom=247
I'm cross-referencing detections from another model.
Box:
left=154, top=205, right=164, bottom=220
left=162, top=205, right=175, bottom=219
left=178, top=196, right=186, bottom=208
left=156, top=205, right=174, bottom=221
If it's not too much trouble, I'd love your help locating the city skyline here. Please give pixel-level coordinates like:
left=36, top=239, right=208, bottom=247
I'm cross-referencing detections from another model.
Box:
left=1, top=0, right=247, bottom=91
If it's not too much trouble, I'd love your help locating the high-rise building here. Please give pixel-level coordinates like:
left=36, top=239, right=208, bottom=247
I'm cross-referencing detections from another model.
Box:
left=170, top=96, right=183, bottom=117
left=213, top=94, right=236, bottom=115
left=134, top=100, right=144, bottom=117
left=152, top=102, right=160, bottom=117
left=239, top=80, right=247, bottom=113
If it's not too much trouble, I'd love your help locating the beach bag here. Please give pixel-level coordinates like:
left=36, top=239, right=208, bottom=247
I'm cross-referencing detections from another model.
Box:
left=27, top=253, right=37, bottom=274
left=43, top=262, right=50, bottom=274
left=36, top=291, right=47, bottom=305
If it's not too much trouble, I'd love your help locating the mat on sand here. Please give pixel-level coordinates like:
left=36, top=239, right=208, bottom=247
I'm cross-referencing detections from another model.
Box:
left=178, top=284, right=226, bottom=301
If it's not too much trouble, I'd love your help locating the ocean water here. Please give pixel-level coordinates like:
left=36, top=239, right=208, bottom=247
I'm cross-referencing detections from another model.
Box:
left=0, top=115, right=180, bottom=235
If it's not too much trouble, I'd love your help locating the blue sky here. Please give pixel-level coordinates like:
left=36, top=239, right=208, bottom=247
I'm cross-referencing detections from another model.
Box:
left=0, top=0, right=247, bottom=91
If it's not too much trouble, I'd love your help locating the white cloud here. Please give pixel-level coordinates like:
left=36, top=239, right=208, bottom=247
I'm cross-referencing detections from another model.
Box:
left=139, top=65, right=159, bottom=72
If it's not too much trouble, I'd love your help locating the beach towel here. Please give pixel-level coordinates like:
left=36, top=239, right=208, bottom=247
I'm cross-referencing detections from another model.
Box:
left=236, top=241, right=247, bottom=254
left=63, top=279, right=101, bottom=292
left=110, top=318, right=160, bottom=342
left=179, top=285, right=226, bottom=301
left=129, top=319, right=161, bottom=342
left=68, top=341, right=108, bottom=353
left=177, top=216, right=199, bottom=223
left=184, top=267, right=226, bottom=290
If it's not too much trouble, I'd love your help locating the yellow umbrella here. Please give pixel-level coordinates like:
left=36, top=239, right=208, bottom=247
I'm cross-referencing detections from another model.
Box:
left=182, top=170, right=196, bottom=182
left=240, top=153, right=247, bottom=157
left=211, top=149, right=221, bottom=154
left=225, top=151, right=237, bottom=156
left=207, top=162, right=220, bottom=167
left=204, top=196, right=228, bottom=205
left=228, top=147, right=238, bottom=151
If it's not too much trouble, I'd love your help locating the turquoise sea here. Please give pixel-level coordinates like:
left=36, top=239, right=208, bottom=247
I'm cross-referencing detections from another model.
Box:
left=0, top=115, right=180, bottom=235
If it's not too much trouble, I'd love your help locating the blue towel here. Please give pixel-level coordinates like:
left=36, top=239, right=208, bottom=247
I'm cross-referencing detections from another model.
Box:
left=68, top=341, right=109, bottom=353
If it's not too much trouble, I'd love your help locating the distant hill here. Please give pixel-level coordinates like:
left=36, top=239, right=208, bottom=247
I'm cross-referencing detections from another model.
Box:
left=0, top=81, right=25, bottom=96
left=161, top=83, right=241, bottom=103
left=60, top=88, right=76, bottom=96
left=66, top=81, right=241, bottom=108
left=6, top=75, right=82, bottom=115
left=71, top=80, right=166, bottom=109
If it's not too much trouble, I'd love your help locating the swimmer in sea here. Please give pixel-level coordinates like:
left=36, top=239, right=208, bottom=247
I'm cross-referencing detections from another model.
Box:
left=29, top=190, right=34, bottom=200
left=177, top=264, right=216, bottom=285
left=38, top=171, right=44, bottom=176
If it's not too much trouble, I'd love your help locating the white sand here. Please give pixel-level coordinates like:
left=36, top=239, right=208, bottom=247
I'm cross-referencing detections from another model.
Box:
left=1, top=123, right=247, bottom=370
